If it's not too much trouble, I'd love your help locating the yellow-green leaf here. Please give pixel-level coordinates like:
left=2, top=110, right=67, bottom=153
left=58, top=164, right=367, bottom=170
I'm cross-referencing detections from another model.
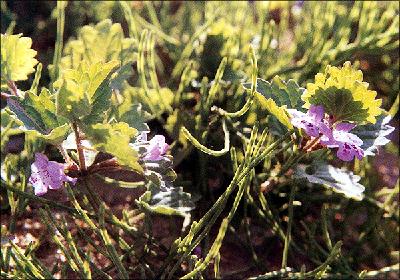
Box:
left=55, top=60, right=119, bottom=121
left=1, top=33, right=38, bottom=89
left=59, top=19, right=136, bottom=71
left=26, top=124, right=71, bottom=145
left=255, top=92, right=293, bottom=129
left=303, top=62, right=382, bottom=124
left=83, top=122, right=143, bottom=173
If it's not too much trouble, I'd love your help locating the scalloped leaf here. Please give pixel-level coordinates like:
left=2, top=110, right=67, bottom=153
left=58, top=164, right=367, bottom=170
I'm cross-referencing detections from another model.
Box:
left=1, top=33, right=38, bottom=89
left=243, top=76, right=304, bottom=129
left=137, top=182, right=194, bottom=217
left=308, top=87, right=369, bottom=123
left=295, top=163, right=365, bottom=200
left=59, top=19, right=136, bottom=71
left=6, top=89, right=68, bottom=140
left=55, top=60, right=119, bottom=121
left=83, top=122, right=142, bottom=172
left=243, top=76, right=304, bottom=110
left=303, top=62, right=382, bottom=123
left=351, top=114, right=395, bottom=156
left=255, top=93, right=293, bottom=129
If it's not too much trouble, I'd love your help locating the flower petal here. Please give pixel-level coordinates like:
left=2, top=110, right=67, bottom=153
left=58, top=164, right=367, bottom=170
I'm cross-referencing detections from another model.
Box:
left=337, top=143, right=355, bottom=161
left=335, top=122, right=356, bottom=132
left=143, top=135, right=169, bottom=161
left=29, top=153, right=76, bottom=196
left=308, top=105, right=324, bottom=121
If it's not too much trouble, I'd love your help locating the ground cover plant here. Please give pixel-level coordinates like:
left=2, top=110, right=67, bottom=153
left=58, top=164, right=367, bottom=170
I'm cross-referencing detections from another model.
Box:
left=1, top=1, right=399, bottom=279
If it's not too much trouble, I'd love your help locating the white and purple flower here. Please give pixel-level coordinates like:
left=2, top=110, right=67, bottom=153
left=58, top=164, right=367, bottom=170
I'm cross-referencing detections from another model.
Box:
left=288, top=105, right=325, bottom=137
left=29, top=153, right=77, bottom=196
left=132, top=132, right=170, bottom=161
left=289, top=106, right=366, bottom=162
left=320, top=123, right=364, bottom=161
left=130, top=132, right=173, bottom=190
left=143, top=135, right=169, bottom=161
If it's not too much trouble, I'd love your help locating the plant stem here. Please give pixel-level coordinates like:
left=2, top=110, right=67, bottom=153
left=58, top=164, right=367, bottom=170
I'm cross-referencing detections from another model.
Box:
left=57, top=144, right=73, bottom=164
left=6, top=80, right=19, bottom=97
left=281, top=184, right=296, bottom=269
left=1, top=181, right=78, bottom=214
left=72, top=122, right=86, bottom=171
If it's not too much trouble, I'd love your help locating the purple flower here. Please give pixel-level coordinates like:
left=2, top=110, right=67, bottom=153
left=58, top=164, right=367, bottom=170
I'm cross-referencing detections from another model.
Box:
left=130, top=133, right=173, bottom=190
left=29, top=153, right=77, bottom=196
left=130, top=132, right=170, bottom=162
left=288, top=105, right=325, bottom=137
left=321, top=123, right=364, bottom=161
left=143, top=135, right=169, bottom=161
left=289, top=105, right=366, bottom=162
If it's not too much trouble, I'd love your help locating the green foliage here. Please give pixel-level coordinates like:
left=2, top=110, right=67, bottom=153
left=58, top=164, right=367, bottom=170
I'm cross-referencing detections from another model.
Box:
left=138, top=183, right=194, bottom=217
left=6, top=88, right=70, bottom=144
left=59, top=19, right=136, bottom=70
left=55, top=60, right=119, bottom=121
left=83, top=122, right=142, bottom=172
left=304, top=62, right=382, bottom=123
left=117, top=102, right=150, bottom=133
left=309, top=87, right=369, bottom=123
left=242, top=76, right=305, bottom=129
left=295, top=163, right=365, bottom=200
left=1, top=33, right=38, bottom=89
left=243, top=77, right=304, bottom=110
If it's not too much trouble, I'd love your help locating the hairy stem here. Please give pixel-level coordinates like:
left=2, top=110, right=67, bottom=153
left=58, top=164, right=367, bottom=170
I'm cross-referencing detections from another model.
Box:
left=72, top=122, right=86, bottom=171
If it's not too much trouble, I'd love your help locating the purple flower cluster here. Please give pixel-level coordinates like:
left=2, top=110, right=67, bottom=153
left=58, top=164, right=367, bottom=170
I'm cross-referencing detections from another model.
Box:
left=143, top=135, right=169, bottom=161
left=29, top=153, right=77, bottom=196
left=29, top=133, right=171, bottom=196
left=131, top=132, right=173, bottom=190
left=288, top=105, right=365, bottom=161
left=133, top=132, right=170, bottom=161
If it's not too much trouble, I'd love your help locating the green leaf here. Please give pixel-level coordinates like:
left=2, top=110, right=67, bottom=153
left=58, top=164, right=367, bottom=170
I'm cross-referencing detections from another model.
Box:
left=7, top=96, right=47, bottom=134
left=59, top=19, right=137, bottom=71
left=7, top=89, right=65, bottom=134
left=243, top=77, right=303, bottom=129
left=118, top=103, right=150, bottom=133
left=110, top=63, right=134, bottom=91
left=308, top=87, right=369, bottom=123
left=83, top=122, right=142, bottom=172
left=137, top=182, right=194, bottom=217
left=55, top=60, right=119, bottom=121
left=351, top=114, right=395, bottom=156
left=295, top=163, right=365, bottom=200
left=243, top=76, right=304, bottom=109
left=56, top=78, right=91, bottom=120
left=81, top=79, right=113, bottom=124
left=25, top=124, right=71, bottom=145
left=6, top=89, right=71, bottom=145
left=1, top=33, right=38, bottom=89
left=255, top=93, right=293, bottom=129
left=117, top=90, right=151, bottom=133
